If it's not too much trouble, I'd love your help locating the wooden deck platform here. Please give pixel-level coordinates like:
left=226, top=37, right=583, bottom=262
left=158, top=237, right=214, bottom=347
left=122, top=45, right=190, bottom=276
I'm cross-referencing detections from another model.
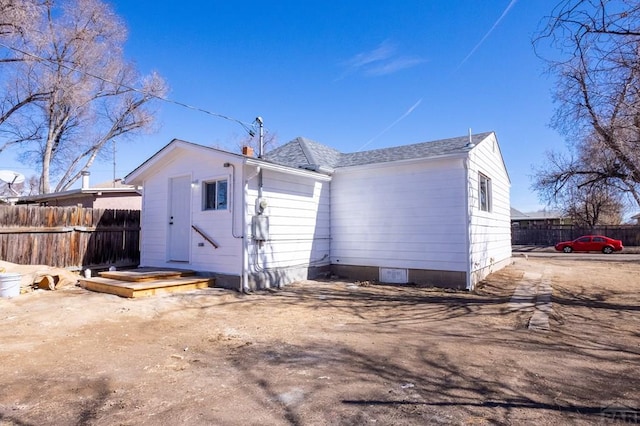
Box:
left=79, top=268, right=215, bottom=298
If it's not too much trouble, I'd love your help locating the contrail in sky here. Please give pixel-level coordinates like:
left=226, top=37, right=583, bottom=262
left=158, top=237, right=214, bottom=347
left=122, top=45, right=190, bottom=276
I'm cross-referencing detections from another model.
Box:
left=456, top=0, right=518, bottom=70
left=357, top=98, right=423, bottom=152
left=336, top=41, right=425, bottom=81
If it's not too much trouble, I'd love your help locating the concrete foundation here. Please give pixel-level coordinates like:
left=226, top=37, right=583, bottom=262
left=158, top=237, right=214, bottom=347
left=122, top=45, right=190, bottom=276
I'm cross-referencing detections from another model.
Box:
left=246, top=264, right=331, bottom=291
left=200, top=272, right=241, bottom=291
left=330, top=264, right=468, bottom=290
left=469, top=257, right=512, bottom=290
left=200, top=257, right=512, bottom=293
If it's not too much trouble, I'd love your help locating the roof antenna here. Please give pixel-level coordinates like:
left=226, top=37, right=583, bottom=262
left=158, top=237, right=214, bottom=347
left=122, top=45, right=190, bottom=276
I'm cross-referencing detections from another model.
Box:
left=466, top=128, right=475, bottom=148
left=255, top=116, right=264, bottom=158
left=113, top=139, right=117, bottom=187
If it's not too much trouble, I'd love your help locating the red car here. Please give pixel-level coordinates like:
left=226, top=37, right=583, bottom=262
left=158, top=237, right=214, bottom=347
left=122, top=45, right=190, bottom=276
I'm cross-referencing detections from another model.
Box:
left=555, top=235, right=624, bottom=254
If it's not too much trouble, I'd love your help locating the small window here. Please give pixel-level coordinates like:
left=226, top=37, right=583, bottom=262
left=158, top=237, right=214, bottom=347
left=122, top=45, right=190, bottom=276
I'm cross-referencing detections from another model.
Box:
left=203, top=179, right=228, bottom=210
left=479, top=173, right=492, bottom=212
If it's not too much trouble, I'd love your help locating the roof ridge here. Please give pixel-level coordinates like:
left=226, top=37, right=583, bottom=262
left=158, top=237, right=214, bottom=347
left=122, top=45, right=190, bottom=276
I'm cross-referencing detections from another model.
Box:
left=296, top=137, right=319, bottom=165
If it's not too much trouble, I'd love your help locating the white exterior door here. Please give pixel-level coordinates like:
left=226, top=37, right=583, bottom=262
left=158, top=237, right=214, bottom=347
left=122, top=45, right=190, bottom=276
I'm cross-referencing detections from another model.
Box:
left=168, top=175, right=191, bottom=262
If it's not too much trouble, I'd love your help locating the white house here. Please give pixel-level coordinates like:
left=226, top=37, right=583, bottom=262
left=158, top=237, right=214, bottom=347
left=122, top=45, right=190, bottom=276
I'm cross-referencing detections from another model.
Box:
left=124, top=131, right=511, bottom=291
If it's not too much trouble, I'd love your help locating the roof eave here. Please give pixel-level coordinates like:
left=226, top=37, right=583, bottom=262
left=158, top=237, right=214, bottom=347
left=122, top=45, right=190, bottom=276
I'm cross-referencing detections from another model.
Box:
left=298, top=164, right=335, bottom=175
left=124, top=139, right=250, bottom=185
left=18, top=188, right=142, bottom=203
left=337, top=150, right=471, bottom=171
left=246, top=158, right=333, bottom=181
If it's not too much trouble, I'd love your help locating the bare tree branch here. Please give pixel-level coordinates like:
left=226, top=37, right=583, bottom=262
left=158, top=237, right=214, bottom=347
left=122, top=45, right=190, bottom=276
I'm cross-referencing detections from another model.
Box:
left=0, top=0, right=167, bottom=193
left=533, top=0, right=640, bottom=217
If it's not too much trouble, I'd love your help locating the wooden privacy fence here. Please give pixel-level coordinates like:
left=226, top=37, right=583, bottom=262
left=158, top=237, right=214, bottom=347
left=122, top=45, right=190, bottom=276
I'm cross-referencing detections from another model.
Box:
left=512, top=225, right=640, bottom=246
left=0, top=205, right=140, bottom=270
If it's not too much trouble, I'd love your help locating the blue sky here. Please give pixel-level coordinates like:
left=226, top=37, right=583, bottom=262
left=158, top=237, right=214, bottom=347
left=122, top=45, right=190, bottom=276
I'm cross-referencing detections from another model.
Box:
left=5, top=0, right=565, bottom=212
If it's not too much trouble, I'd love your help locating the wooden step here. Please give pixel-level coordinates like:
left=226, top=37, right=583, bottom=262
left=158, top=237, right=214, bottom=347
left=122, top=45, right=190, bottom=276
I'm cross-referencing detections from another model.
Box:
left=98, top=268, right=196, bottom=282
left=79, top=275, right=215, bottom=298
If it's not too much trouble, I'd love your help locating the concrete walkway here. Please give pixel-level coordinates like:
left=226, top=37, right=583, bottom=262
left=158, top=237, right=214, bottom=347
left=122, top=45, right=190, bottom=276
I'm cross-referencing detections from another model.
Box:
left=508, top=269, right=553, bottom=332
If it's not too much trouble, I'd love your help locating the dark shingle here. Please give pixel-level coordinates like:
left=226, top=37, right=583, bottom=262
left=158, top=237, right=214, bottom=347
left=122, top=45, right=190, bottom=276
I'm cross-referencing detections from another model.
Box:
left=264, top=132, right=494, bottom=170
left=262, top=137, right=311, bottom=167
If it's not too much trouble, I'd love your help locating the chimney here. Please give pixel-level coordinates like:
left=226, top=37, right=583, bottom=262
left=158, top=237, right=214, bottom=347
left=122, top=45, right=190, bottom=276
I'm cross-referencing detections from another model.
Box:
left=242, top=146, right=254, bottom=157
left=81, top=171, right=90, bottom=189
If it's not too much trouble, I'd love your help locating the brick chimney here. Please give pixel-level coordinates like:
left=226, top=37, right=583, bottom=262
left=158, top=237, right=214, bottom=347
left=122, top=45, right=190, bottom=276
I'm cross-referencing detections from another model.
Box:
left=242, top=146, right=254, bottom=157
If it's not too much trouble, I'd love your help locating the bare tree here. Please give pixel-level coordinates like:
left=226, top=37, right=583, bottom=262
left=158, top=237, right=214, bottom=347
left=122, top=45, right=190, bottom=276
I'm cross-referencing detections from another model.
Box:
left=533, top=157, right=620, bottom=227
left=561, top=180, right=624, bottom=227
left=0, top=0, right=166, bottom=193
left=233, top=130, right=278, bottom=156
left=0, top=0, right=41, bottom=39
left=0, top=0, right=48, bottom=140
left=535, top=0, right=640, bottom=210
left=533, top=132, right=630, bottom=225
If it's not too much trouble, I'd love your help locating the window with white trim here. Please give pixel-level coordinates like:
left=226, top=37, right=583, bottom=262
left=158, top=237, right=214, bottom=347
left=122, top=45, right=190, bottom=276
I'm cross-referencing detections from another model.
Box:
left=203, top=179, right=228, bottom=210
left=479, top=173, right=492, bottom=212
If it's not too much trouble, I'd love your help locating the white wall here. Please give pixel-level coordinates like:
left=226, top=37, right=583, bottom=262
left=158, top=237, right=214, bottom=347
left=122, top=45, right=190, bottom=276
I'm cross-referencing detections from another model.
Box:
left=135, top=145, right=331, bottom=289
left=331, top=158, right=469, bottom=272
left=467, top=134, right=512, bottom=288
left=138, top=149, right=243, bottom=275
left=93, top=194, right=141, bottom=210
left=245, top=168, right=331, bottom=281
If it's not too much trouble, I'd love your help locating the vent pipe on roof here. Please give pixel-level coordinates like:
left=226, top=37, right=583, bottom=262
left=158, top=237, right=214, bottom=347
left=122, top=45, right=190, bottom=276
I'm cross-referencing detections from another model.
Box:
left=466, top=128, right=475, bottom=148
left=256, top=116, right=264, bottom=158
left=81, top=171, right=90, bottom=189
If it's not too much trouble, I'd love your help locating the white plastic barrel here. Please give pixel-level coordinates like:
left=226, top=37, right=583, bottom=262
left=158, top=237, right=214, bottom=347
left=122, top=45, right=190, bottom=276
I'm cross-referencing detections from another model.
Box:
left=0, top=273, right=21, bottom=298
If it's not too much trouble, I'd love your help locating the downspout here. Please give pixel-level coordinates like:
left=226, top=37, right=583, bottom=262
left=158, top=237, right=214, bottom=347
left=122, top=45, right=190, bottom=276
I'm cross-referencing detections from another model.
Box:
left=224, top=161, right=248, bottom=293
left=463, top=157, right=473, bottom=290
left=242, top=173, right=248, bottom=293
left=227, top=112, right=264, bottom=293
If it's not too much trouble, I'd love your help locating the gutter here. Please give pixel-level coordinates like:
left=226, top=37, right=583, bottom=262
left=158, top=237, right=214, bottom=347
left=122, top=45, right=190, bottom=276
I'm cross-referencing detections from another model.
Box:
left=242, top=170, right=248, bottom=293
left=224, top=161, right=248, bottom=293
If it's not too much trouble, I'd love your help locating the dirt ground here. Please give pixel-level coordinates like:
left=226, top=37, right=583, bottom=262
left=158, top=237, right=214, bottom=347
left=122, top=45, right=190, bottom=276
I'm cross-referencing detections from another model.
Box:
left=0, top=255, right=639, bottom=425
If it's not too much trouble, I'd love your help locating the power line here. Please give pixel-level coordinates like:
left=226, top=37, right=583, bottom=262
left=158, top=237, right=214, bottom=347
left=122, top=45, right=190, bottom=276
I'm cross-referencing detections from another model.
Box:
left=0, top=41, right=258, bottom=136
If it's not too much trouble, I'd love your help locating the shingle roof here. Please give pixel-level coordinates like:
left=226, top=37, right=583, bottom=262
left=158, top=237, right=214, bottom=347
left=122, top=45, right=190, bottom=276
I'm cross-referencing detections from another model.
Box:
left=264, top=132, right=494, bottom=170
left=263, top=137, right=342, bottom=170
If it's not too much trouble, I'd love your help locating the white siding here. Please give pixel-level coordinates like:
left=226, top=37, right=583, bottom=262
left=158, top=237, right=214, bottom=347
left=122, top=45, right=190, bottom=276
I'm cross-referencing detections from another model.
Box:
left=467, top=133, right=512, bottom=288
left=131, top=134, right=511, bottom=291
left=245, top=169, right=331, bottom=276
left=138, top=150, right=243, bottom=275
left=331, top=158, right=469, bottom=272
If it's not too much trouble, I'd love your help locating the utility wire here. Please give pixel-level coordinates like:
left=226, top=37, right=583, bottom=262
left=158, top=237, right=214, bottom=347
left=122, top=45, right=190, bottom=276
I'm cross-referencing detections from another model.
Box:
left=0, top=41, right=258, bottom=136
